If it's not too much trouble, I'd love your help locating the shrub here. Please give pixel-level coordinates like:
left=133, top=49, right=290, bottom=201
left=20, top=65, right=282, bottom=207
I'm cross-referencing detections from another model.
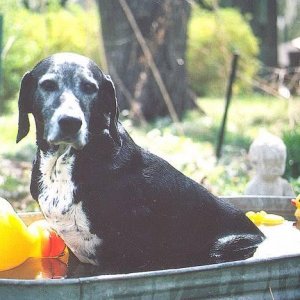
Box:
left=0, top=0, right=102, bottom=112
left=187, top=6, right=259, bottom=96
left=283, top=128, right=300, bottom=179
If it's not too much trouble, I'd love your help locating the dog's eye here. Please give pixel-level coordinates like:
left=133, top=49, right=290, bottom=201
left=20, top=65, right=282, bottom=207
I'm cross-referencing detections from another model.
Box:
left=81, top=82, right=98, bottom=94
left=40, top=79, right=58, bottom=92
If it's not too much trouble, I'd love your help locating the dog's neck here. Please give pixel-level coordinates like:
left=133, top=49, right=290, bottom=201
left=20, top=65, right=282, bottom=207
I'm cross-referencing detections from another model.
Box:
left=37, top=144, right=102, bottom=266
left=34, top=114, right=121, bottom=159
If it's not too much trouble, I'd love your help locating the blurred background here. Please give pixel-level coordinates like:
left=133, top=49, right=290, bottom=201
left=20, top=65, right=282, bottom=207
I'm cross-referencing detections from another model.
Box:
left=0, top=0, right=299, bottom=211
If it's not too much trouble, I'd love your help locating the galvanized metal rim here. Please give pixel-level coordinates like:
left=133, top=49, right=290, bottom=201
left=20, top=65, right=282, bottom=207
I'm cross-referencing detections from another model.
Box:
left=0, top=253, right=299, bottom=286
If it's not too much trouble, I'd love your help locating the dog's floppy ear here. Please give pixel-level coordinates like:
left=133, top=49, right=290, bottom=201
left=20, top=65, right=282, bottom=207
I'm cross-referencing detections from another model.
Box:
left=102, top=75, right=122, bottom=147
left=16, top=71, right=34, bottom=143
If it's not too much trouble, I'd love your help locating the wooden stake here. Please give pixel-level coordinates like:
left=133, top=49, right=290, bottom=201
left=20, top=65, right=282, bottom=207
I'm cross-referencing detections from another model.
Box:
left=216, top=53, right=239, bottom=160
left=119, top=0, right=184, bottom=135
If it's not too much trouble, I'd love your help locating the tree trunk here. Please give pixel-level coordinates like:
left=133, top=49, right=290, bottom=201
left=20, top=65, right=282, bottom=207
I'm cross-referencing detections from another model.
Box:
left=97, top=0, right=194, bottom=121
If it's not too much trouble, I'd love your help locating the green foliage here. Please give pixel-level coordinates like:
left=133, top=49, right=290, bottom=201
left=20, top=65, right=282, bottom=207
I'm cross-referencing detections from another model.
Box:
left=0, top=102, right=35, bottom=161
left=283, top=128, right=300, bottom=179
left=0, top=175, right=22, bottom=192
left=187, top=6, right=259, bottom=96
left=78, top=95, right=296, bottom=196
left=290, top=177, right=300, bottom=196
left=130, top=95, right=298, bottom=195
left=0, top=0, right=101, bottom=111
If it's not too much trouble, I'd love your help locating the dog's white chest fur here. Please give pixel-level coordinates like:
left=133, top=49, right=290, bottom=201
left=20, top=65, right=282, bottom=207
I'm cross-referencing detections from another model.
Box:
left=38, top=146, right=102, bottom=265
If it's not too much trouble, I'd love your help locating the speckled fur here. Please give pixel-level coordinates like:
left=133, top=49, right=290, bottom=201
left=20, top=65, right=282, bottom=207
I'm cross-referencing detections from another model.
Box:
left=38, top=146, right=102, bottom=265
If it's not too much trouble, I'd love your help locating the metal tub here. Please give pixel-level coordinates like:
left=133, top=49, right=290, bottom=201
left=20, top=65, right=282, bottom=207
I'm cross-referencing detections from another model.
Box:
left=1, top=196, right=299, bottom=300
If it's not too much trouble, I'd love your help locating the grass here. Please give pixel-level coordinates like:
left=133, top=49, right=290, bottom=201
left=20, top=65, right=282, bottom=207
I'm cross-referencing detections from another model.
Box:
left=0, top=94, right=299, bottom=211
left=127, top=94, right=299, bottom=195
left=0, top=102, right=36, bottom=162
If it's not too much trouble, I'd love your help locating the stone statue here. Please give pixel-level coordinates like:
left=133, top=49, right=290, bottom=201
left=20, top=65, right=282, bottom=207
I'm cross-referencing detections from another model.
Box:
left=245, top=131, right=295, bottom=196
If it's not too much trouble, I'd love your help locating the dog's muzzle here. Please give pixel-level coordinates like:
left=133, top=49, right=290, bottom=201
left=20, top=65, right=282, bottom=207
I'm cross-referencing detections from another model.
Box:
left=46, top=115, right=87, bottom=150
left=45, top=94, right=88, bottom=150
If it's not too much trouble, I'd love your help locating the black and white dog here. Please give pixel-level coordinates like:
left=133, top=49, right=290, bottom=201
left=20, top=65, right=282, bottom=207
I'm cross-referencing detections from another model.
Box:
left=17, top=53, right=264, bottom=273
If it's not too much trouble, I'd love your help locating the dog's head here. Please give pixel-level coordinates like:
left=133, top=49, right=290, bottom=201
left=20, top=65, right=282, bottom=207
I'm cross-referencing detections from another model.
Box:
left=17, top=52, right=121, bottom=150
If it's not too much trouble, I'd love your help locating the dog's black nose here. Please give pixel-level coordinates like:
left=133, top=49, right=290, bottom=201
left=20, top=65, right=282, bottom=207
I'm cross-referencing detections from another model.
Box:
left=58, top=116, right=82, bottom=135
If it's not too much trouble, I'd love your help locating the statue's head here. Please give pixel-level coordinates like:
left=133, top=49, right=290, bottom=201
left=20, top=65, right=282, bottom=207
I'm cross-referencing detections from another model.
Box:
left=248, top=131, right=287, bottom=179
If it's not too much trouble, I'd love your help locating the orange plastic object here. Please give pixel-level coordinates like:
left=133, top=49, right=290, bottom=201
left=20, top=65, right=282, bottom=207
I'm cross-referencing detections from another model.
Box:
left=0, top=248, right=69, bottom=279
